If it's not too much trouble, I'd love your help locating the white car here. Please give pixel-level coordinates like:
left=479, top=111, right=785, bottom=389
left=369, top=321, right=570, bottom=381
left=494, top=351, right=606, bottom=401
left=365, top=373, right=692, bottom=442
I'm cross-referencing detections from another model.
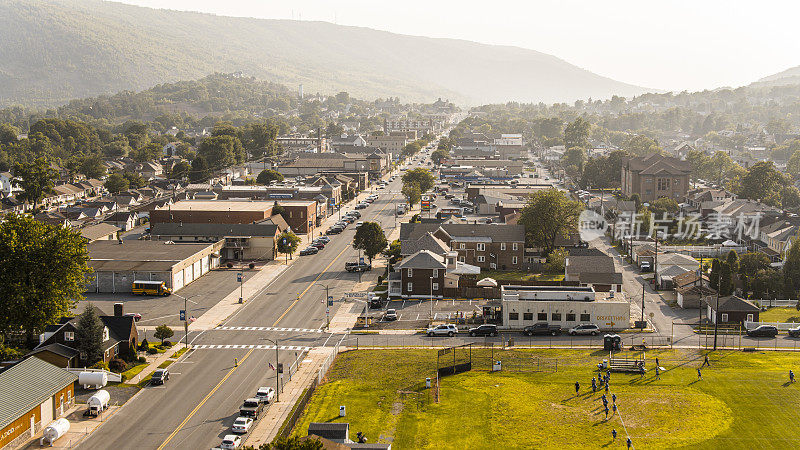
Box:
left=427, top=324, right=458, bottom=337
left=231, top=417, right=253, bottom=434
left=220, top=434, right=242, bottom=449
left=568, top=324, right=600, bottom=336
left=256, top=386, right=275, bottom=404
left=355, top=221, right=364, bottom=229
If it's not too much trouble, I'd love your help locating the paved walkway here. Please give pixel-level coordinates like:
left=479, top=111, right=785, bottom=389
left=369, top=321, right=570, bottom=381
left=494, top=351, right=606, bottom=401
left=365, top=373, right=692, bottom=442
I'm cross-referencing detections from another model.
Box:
left=244, top=346, right=337, bottom=447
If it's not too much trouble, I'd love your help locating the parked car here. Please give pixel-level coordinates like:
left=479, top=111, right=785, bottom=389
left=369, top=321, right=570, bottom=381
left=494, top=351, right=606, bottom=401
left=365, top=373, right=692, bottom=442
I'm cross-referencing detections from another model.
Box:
left=345, top=261, right=371, bottom=272
left=315, top=236, right=331, bottom=244
left=640, top=261, right=652, bottom=272
left=383, top=309, right=398, bottom=321
left=355, top=203, right=367, bottom=209
left=124, top=312, right=142, bottom=322
left=468, top=324, right=498, bottom=337
left=255, top=386, right=275, bottom=404
left=788, top=325, right=800, bottom=338
left=299, top=247, right=319, bottom=256
left=347, top=211, right=361, bottom=219
left=310, top=241, right=325, bottom=250
left=231, top=417, right=253, bottom=434
left=355, top=221, right=364, bottom=229
left=220, top=434, right=242, bottom=449
left=150, top=368, right=169, bottom=385
left=239, top=398, right=264, bottom=418
left=523, top=323, right=561, bottom=336
left=427, top=324, right=458, bottom=337
left=568, top=324, right=600, bottom=336
left=746, top=325, right=778, bottom=338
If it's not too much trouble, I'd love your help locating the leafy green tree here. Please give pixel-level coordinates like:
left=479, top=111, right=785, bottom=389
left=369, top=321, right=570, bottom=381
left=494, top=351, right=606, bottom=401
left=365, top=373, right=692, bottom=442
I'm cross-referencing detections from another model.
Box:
left=0, top=215, right=91, bottom=341
left=786, top=149, right=800, bottom=180
left=14, top=157, right=56, bottom=210
left=781, top=186, right=800, bottom=210
left=199, top=135, right=243, bottom=169
left=154, top=324, right=174, bottom=344
left=276, top=231, right=301, bottom=260
left=0, top=124, right=19, bottom=145
left=257, top=169, right=284, bottom=185
left=401, top=182, right=421, bottom=207
left=650, top=197, right=679, bottom=217
left=123, top=171, right=146, bottom=189
left=190, top=156, right=211, bottom=182
left=80, top=156, right=106, bottom=179
left=430, top=148, right=449, bottom=165
left=402, top=168, right=435, bottom=193
left=271, top=202, right=287, bottom=221
left=401, top=141, right=421, bottom=159
left=170, top=160, right=191, bottom=180
left=738, top=252, right=770, bottom=276
left=564, top=117, right=590, bottom=149
left=254, top=435, right=324, bottom=450
left=519, top=189, right=583, bottom=255
left=709, top=259, right=721, bottom=291
left=353, top=222, right=388, bottom=264
left=75, top=305, right=105, bottom=366
left=382, top=239, right=402, bottom=265
left=783, top=239, right=800, bottom=298
left=736, top=161, right=788, bottom=206
left=718, top=261, right=733, bottom=296
left=104, top=172, right=130, bottom=194
left=544, top=248, right=568, bottom=273
left=623, top=135, right=661, bottom=156
left=726, top=250, right=739, bottom=275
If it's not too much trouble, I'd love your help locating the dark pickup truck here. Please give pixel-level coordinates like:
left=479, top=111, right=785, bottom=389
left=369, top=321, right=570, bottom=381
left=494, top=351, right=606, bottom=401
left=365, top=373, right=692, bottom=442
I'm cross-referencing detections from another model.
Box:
left=345, top=262, right=371, bottom=272
left=523, top=323, right=561, bottom=336
left=239, top=398, right=264, bottom=418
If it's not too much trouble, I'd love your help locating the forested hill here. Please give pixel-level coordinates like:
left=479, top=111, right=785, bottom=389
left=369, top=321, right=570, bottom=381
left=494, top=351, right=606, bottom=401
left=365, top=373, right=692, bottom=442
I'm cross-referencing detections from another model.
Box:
left=0, top=0, right=651, bottom=107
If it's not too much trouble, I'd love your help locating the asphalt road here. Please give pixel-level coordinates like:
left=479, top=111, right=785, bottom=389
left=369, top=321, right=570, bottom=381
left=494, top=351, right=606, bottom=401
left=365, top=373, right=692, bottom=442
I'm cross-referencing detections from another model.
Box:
left=77, top=168, right=408, bottom=450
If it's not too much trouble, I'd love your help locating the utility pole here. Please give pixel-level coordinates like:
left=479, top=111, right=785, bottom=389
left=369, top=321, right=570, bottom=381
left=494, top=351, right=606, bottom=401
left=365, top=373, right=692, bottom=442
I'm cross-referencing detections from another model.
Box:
left=264, top=338, right=281, bottom=402
left=238, top=271, right=244, bottom=304
left=641, top=284, right=645, bottom=330
left=713, top=293, right=720, bottom=350
left=184, top=295, right=188, bottom=348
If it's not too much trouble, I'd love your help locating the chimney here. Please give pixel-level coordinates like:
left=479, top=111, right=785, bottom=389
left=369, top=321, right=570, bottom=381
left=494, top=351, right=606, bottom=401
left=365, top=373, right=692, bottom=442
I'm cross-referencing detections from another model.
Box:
left=114, top=302, right=124, bottom=317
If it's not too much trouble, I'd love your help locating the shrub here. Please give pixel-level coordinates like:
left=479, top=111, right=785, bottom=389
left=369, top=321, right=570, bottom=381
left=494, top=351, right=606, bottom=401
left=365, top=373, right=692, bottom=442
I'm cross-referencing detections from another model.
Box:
left=137, top=356, right=146, bottom=363
left=139, top=338, right=149, bottom=351
left=249, top=262, right=255, bottom=269
left=162, top=341, right=173, bottom=348
left=109, top=358, right=127, bottom=373
left=91, top=361, right=109, bottom=371
left=147, top=347, right=158, bottom=355
left=227, top=262, right=233, bottom=268
left=377, top=275, right=384, bottom=284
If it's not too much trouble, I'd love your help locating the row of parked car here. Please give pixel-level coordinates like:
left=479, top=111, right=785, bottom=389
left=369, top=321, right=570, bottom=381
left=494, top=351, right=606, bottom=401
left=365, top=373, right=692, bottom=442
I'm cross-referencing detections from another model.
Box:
left=219, top=386, right=277, bottom=448
left=745, top=324, right=800, bottom=338
left=425, top=323, right=602, bottom=337
left=299, top=234, right=331, bottom=256
left=353, top=193, right=380, bottom=210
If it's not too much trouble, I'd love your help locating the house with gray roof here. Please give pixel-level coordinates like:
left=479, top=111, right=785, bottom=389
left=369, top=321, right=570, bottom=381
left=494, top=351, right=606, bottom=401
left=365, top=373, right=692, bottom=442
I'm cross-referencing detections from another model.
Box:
left=564, top=251, right=623, bottom=293
left=390, top=250, right=479, bottom=299
left=400, top=223, right=525, bottom=270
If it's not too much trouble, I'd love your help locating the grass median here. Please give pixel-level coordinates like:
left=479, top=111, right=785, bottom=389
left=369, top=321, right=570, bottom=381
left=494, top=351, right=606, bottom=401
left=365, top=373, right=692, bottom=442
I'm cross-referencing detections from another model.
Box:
left=291, top=348, right=800, bottom=449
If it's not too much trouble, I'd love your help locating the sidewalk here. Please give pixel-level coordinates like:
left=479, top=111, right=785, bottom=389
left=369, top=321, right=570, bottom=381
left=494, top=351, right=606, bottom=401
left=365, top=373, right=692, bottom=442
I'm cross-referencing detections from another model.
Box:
left=244, top=346, right=337, bottom=447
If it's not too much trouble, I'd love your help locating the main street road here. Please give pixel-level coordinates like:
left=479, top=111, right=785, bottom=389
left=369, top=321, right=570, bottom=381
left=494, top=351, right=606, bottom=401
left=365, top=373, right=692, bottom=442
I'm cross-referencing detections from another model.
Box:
left=77, top=170, right=409, bottom=449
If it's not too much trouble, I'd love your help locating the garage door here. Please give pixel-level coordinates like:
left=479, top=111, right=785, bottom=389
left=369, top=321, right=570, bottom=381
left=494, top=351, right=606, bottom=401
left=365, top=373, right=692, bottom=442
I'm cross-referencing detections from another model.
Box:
left=184, top=265, right=194, bottom=285
left=40, top=397, right=53, bottom=426
left=173, top=270, right=184, bottom=291
left=193, top=260, right=201, bottom=280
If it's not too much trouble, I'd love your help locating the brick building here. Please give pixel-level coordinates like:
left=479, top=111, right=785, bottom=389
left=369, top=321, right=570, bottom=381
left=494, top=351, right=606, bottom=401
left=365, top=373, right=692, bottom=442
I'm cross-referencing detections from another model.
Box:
left=621, top=154, right=691, bottom=202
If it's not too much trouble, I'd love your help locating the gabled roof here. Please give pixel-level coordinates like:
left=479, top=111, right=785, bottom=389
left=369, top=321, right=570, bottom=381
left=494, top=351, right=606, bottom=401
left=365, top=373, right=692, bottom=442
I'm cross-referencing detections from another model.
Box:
left=0, top=357, right=78, bottom=430
left=676, top=284, right=716, bottom=296
left=703, top=295, right=759, bottom=313
left=27, top=343, right=80, bottom=359
left=566, top=254, right=617, bottom=275
left=657, top=253, right=699, bottom=267
left=401, top=232, right=449, bottom=256
left=400, top=223, right=524, bottom=243
left=80, top=223, right=120, bottom=241
left=672, top=270, right=708, bottom=288
left=396, top=250, right=446, bottom=270
left=657, top=265, right=691, bottom=278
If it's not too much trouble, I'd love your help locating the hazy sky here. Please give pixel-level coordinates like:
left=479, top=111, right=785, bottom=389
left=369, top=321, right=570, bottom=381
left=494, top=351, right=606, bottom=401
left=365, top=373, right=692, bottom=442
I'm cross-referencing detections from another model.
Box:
left=118, top=0, right=800, bottom=92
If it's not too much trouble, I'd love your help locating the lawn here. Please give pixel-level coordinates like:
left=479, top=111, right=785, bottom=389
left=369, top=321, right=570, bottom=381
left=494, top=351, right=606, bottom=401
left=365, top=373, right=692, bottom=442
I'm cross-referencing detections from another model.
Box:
left=478, top=270, right=564, bottom=282
left=292, top=348, right=800, bottom=449
left=759, top=307, right=800, bottom=323
left=120, top=362, right=149, bottom=382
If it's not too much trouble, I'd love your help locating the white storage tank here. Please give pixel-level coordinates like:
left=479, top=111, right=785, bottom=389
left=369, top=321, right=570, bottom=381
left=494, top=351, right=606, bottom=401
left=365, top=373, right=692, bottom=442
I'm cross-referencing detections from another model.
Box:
left=79, top=371, right=108, bottom=389
left=40, top=418, right=69, bottom=445
left=87, top=389, right=110, bottom=415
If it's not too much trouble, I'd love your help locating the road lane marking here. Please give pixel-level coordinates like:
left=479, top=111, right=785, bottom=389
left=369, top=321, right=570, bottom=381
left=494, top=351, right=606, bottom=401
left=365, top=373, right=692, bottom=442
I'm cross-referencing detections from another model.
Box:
left=214, top=326, right=326, bottom=333
left=192, top=344, right=314, bottom=351
left=272, top=192, right=396, bottom=327
left=157, top=348, right=254, bottom=450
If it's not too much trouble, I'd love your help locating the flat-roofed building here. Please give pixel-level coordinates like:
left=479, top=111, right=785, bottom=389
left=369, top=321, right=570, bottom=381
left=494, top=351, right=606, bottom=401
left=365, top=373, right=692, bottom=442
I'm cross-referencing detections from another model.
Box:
left=150, top=199, right=317, bottom=234
left=500, top=285, right=629, bottom=331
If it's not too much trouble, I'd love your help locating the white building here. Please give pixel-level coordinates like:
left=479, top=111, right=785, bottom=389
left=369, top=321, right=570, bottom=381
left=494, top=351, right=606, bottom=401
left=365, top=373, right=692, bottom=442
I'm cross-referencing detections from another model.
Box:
left=500, top=285, right=630, bottom=331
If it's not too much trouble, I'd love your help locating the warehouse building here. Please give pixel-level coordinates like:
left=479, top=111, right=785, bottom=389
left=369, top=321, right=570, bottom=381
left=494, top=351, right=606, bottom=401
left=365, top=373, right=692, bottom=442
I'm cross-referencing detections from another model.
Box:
left=0, top=358, right=77, bottom=449
left=150, top=221, right=283, bottom=261
left=500, top=285, right=630, bottom=331
left=86, top=240, right=223, bottom=293
left=150, top=199, right=317, bottom=234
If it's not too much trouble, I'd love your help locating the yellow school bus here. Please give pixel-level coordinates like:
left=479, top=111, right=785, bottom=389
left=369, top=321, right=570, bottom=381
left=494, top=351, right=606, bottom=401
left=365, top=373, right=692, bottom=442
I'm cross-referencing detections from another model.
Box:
left=132, top=280, right=172, bottom=296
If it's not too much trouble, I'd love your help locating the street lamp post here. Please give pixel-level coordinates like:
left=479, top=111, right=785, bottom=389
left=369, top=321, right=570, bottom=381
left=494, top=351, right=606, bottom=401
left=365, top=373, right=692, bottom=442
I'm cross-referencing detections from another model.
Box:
left=316, top=284, right=331, bottom=330
left=430, top=276, right=434, bottom=322
left=174, top=293, right=198, bottom=349
left=263, top=338, right=281, bottom=403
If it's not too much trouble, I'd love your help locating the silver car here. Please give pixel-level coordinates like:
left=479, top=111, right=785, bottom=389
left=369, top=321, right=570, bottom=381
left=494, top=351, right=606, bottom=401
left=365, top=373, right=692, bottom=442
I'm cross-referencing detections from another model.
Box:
left=568, top=324, right=599, bottom=336
left=427, top=324, right=458, bottom=337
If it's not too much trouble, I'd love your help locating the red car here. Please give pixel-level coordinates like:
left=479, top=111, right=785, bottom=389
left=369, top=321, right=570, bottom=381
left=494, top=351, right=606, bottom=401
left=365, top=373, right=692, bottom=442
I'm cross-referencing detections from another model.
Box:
left=311, top=241, right=325, bottom=250
left=124, top=312, right=142, bottom=322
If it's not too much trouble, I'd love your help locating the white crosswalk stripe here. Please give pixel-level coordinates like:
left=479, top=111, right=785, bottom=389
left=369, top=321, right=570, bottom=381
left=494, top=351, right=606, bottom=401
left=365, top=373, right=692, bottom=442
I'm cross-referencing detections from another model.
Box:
left=214, top=326, right=326, bottom=333
left=192, top=344, right=314, bottom=351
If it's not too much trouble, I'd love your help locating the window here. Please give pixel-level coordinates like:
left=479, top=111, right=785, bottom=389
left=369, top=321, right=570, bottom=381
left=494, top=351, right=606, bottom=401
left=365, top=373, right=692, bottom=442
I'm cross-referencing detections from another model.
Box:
left=580, top=313, right=590, bottom=322
left=459, top=243, right=466, bottom=250
left=64, top=331, right=74, bottom=342
left=747, top=314, right=754, bottom=322
left=407, top=268, right=413, bottom=277
left=477, top=256, right=485, bottom=262
left=721, top=313, right=728, bottom=323
left=512, top=256, right=518, bottom=265
left=407, top=282, right=413, bottom=291
left=509, top=312, right=519, bottom=320
left=523, top=312, right=533, bottom=321
left=432, top=283, right=439, bottom=291
left=657, top=178, right=670, bottom=191
left=566, top=313, right=576, bottom=322
left=432, top=269, right=438, bottom=278
left=551, top=313, right=562, bottom=321
left=537, top=312, right=548, bottom=321
left=500, top=243, right=506, bottom=250
left=513, top=243, right=518, bottom=251
left=477, top=243, right=486, bottom=251
left=458, top=256, right=465, bottom=262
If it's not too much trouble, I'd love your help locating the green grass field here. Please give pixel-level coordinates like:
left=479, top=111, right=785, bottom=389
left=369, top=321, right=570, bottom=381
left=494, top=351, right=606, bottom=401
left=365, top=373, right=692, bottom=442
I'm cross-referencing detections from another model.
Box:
left=292, top=349, right=800, bottom=449
left=759, top=307, right=800, bottom=323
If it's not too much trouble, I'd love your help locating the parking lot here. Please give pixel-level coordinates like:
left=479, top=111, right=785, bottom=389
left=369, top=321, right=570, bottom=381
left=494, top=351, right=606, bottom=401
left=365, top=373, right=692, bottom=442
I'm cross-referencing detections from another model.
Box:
left=366, top=297, right=491, bottom=329
left=75, top=268, right=244, bottom=327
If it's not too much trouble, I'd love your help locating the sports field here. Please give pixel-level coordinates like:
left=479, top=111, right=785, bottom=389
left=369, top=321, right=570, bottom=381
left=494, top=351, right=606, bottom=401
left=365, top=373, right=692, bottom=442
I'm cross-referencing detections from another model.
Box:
left=292, top=348, right=800, bottom=449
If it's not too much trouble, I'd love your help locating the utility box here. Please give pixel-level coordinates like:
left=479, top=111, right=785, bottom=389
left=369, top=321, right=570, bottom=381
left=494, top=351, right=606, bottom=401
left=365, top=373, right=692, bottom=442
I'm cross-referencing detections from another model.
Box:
left=426, top=378, right=431, bottom=388
left=603, top=334, right=622, bottom=351
left=492, top=361, right=502, bottom=372
left=339, top=406, right=346, bottom=417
